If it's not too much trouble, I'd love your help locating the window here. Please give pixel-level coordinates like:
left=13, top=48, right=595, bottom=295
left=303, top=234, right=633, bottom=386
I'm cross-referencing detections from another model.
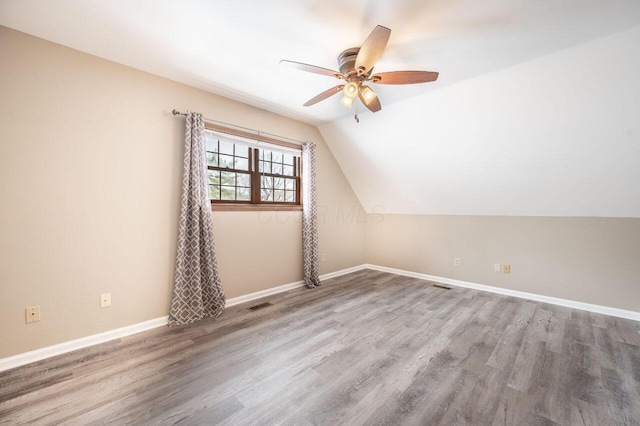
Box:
left=259, top=150, right=298, bottom=203
left=204, top=130, right=301, bottom=209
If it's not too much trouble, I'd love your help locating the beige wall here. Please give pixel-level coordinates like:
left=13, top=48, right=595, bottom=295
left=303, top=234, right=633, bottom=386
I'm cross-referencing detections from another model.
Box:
left=0, top=26, right=365, bottom=358
left=3, top=23, right=637, bottom=361
left=366, top=214, right=640, bottom=312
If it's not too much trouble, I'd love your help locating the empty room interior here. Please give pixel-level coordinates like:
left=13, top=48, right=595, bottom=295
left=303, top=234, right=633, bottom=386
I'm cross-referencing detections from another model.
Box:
left=1, top=1, right=640, bottom=425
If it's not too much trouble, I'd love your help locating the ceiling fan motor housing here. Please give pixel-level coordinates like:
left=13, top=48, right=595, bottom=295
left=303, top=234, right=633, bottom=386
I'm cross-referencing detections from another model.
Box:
left=338, top=47, right=367, bottom=78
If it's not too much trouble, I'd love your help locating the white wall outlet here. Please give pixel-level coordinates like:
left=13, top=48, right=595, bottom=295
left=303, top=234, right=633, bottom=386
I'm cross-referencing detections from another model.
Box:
left=503, top=264, right=511, bottom=274
left=320, top=253, right=327, bottom=262
left=25, top=306, right=40, bottom=323
left=454, top=257, right=461, bottom=267
left=494, top=263, right=501, bottom=273
left=100, top=293, right=112, bottom=308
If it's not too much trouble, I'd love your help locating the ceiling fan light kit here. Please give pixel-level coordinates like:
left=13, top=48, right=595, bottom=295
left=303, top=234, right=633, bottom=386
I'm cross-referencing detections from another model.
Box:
left=343, top=81, right=359, bottom=99
left=340, top=81, right=359, bottom=108
left=360, top=86, right=377, bottom=104
left=339, top=96, right=354, bottom=108
left=281, top=25, right=439, bottom=118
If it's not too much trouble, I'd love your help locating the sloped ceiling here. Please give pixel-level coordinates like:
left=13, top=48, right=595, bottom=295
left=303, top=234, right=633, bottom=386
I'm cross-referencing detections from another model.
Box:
left=2, top=0, right=640, bottom=217
left=320, top=26, right=640, bottom=217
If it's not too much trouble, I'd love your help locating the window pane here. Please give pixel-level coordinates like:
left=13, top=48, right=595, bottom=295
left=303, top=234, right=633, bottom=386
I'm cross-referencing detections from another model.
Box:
left=221, top=171, right=236, bottom=186
left=262, top=150, right=271, bottom=161
left=209, top=185, right=220, bottom=200
left=221, top=186, right=235, bottom=200
left=283, top=165, right=293, bottom=176
left=261, top=188, right=273, bottom=201
left=261, top=176, right=273, bottom=201
left=272, top=152, right=282, bottom=163
left=219, top=154, right=234, bottom=169
left=237, top=173, right=251, bottom=187
left=208, top=153, right=219, bottom=167
left=262, top=176, right=273, bottom=189
left=260, top=161, right=271, bottom=174
left=235, top=145, right=248, bottom=158
left=219, top=140, right=234, bottom=155
left=285, top=190, right=294, bottom=202
left=274, top=177, right=284, bottom=189
left=283, top=154, right=294, bottom=165
left=274, top=190, right=285, bottom=202
left=237, top=187, right=250, bottom=201
left=208, top=170, right=220, bottom=185
left=235, top=157, right=249, bottom=171
left=284, top=178, right=294, bottom=190
left=205, top=136, right=218, bottom=153
left=272, top=163, right=282, bottom=175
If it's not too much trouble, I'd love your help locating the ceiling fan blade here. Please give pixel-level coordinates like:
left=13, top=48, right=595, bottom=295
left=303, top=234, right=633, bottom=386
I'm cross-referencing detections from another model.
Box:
left=370, top=70, right=439, bottom=85
left=303, top=85, right=344, bottom=107
left=280, top=60, right=344, bottom=79
left=355, top=25, right=391, bottom=76
left=358, top=86, right=381, bottom=113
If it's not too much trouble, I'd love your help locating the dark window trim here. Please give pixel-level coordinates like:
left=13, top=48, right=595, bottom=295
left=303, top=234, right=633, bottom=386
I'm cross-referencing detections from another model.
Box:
left=204, top=124, right=303, bottom=211
left=211, top=204, right=303, bottom=212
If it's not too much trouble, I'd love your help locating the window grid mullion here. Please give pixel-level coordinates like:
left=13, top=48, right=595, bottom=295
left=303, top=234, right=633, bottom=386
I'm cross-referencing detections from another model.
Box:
left=209, top=144, right=300, bottom=206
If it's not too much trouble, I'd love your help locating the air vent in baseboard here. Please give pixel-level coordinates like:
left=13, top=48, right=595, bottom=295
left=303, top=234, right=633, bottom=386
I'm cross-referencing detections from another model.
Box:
left=248, top=302, right=273, bottom=311
left=432, top=284, right=452, bottom=290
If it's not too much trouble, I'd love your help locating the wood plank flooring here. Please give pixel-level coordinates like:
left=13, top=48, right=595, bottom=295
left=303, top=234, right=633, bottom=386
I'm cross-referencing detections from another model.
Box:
left=1, top=270, right=639, bottom=425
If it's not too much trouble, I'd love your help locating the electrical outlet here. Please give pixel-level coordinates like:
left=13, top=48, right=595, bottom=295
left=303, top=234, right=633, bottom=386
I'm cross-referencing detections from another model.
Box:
left=503, top=264, right=511, bottom=274
left=320, top=253, right=327, bottom=262
left=100, top=293, right=112, bottom=308
left=454, top=257, right=461, bottom=267
left=494, top=263, right=501, bottom=273
left=25, top=306, right=40, bottom=323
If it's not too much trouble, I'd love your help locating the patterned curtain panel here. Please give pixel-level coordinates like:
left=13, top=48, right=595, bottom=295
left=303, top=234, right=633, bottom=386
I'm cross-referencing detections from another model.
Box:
left=169, top=112, right=225, bottom=326
left=302, top=141, right=321, bottom=289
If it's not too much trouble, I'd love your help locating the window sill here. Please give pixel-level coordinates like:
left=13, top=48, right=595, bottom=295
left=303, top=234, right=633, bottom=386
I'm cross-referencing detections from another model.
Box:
left=211, top=203, right=303, bottom=212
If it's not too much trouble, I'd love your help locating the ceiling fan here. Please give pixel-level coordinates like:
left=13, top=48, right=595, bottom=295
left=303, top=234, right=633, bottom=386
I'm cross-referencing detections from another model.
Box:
left=280, top=25, right=439, bottom=114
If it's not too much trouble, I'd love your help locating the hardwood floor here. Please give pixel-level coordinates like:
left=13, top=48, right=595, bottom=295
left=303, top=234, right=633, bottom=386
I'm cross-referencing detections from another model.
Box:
left=1, top=270, right=639, bottom=425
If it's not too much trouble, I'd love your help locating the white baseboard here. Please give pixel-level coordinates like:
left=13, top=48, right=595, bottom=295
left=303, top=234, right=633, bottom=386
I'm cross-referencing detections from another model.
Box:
left=319, top=264, right=369, bottom=281
left=225, top=264, right=368, bottom=307
left=225, top=281, right=305, bottom=308
left=0, top=264, right=367, bottom=373
left=6, top=262, right=634, bottom=373
left=365, top=264, right=640, bottom=322
left=0, top=316, right=169, bottom=373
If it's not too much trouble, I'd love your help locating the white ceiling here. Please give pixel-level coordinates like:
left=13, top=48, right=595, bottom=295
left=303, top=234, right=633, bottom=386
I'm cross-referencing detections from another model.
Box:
left=2, top=0, right=640, bottom=125
left=320, top=25, right=640, bottom=217
left=2, top=0, right=640, bottom=217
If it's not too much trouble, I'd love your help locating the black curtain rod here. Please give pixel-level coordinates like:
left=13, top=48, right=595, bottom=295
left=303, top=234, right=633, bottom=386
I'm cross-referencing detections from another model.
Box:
left=171, top=109, right=304, bottom=146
